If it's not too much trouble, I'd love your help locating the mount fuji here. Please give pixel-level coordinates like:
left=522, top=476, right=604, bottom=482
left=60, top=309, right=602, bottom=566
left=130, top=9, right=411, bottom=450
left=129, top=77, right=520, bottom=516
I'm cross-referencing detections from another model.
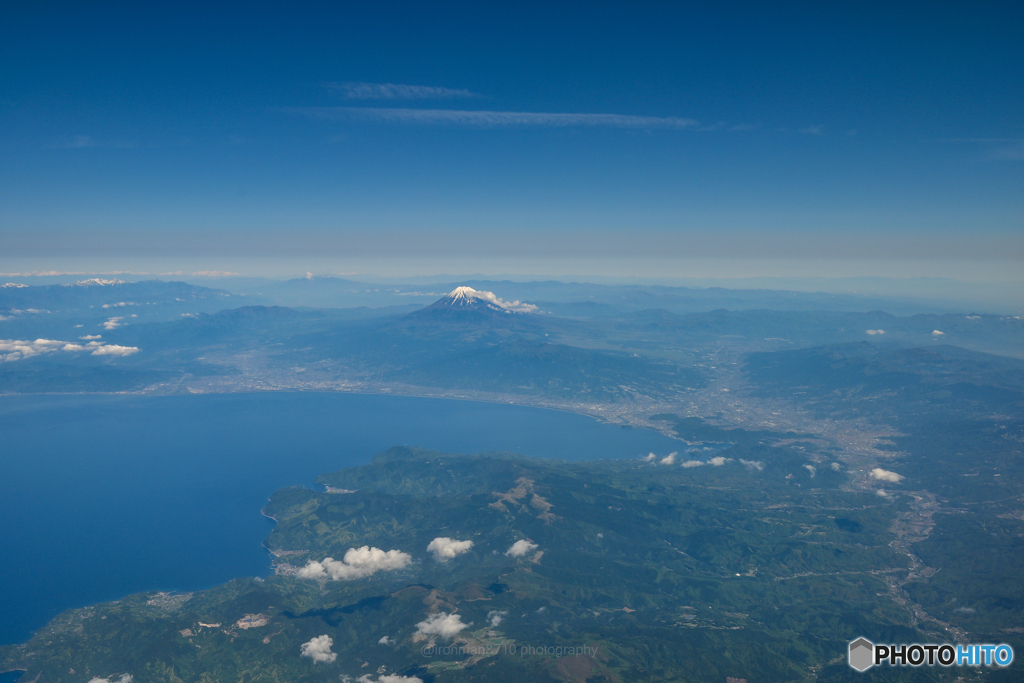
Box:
left=410, top=286, right=539, bottom=319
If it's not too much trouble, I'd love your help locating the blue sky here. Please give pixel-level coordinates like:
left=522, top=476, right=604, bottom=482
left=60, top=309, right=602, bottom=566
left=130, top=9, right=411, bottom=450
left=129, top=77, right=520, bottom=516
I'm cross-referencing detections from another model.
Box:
left=1, top=1, right=1021, bottom=281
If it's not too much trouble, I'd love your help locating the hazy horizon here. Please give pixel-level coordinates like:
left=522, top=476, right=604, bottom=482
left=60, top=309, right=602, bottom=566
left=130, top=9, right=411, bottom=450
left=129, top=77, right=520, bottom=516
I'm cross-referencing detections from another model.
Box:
left=3, top=259, right=1021, bottom=314
left=3, top=3, right=1021, bottom=292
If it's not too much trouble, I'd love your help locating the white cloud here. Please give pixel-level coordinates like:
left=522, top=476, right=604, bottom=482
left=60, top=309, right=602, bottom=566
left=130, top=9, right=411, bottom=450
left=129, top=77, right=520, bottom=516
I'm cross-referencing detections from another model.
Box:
left=415, top=612, right=470, bottom=640
left=0, top=338, right=63, bottom=359
left=739, top=459, right=764, bottom=472
left=642, top=452, right=656, bottom=462
left=356, top=675, right=424, bottom=683
left=931, top=330, right=945, bottom=336
left=659, top=451, right=677, bottom=465
left=876, top=489, right=892, bottom=498
left=804, top=465, right=817, bottom=478
left=300, top=634, right=337, bottom=663
left=487, top=610, right=507, bottom=628
left=87, top=676, right=132, bottom=683
left=80, top=334, right=102, bottom=340
left=289, top=106, right=701, bottom=130
left=427, top=537, right=473, bottom=561
left=297, top=546, right=412, bottom=581
left=378, top=636, right=393, bottom=645
left=506, top=539, right=538, bottom=557
left=102, top=317, right=124, bottom=330
left=831, top=462, right=842, bottom=471
left=0, top=339, right=70, bottom=362
left=327, top=82, right=477, bottom=100
left=870, top=468, right=903, bottom=483
left=865, top=329, right=885, bottom=335
left=682, top=456, right=732, bottom=468
left=91, top=344, right=139, bottom=356
left=0, top=338, right=139, bottom=361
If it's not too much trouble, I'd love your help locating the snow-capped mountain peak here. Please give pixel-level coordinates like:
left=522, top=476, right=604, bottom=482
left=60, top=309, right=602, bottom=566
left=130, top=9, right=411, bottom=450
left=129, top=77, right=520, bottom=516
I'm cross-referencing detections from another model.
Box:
left=66, top=278, right=127, bottom=287
left=1, top=282, right=29, bottom=288
left=437, top=286, right=537, bottom=314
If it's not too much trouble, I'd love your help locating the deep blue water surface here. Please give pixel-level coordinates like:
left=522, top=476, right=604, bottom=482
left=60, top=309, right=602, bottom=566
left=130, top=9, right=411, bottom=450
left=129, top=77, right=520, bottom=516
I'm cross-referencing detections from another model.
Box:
left=0, top=392, right=683, bottom=648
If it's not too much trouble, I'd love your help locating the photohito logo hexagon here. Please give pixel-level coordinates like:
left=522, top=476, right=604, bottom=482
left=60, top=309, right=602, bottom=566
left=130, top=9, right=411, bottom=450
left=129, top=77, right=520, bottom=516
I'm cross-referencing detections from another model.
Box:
left=849, top=637, right=874, bottom=672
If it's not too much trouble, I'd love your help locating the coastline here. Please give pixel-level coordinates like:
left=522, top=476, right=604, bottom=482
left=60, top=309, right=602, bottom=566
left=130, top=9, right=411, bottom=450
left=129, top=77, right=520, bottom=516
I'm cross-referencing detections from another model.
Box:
left=0, top=384, right=685, bottom=440
left=0, top=387, right=692, bottom=654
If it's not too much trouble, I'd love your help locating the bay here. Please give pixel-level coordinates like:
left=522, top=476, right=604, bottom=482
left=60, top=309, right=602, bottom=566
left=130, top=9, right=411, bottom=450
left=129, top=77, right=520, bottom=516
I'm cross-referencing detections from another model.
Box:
left=0, top=392, right=683, bottom=648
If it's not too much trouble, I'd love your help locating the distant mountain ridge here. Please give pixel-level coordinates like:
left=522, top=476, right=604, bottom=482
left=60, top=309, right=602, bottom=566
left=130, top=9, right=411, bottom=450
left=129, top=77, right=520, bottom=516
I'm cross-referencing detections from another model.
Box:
left=0, top=279, right=235, bottom=311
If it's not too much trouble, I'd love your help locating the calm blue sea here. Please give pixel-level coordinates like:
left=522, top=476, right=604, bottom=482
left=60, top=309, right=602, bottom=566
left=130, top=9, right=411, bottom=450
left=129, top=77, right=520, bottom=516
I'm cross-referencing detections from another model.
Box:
left=0, top=392, right=683, bottom=652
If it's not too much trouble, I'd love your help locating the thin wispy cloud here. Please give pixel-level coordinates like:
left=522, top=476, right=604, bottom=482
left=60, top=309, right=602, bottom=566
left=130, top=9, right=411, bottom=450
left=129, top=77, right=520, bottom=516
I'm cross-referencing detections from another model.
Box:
left=0, top=271, right=238, bottom=277
left=287, top=106, right=701, bottom=129
left=70, top=135, right=99, bottom=148
left=51, top=135, right=136, bottom=150
left=989, top=141, right=1024, bottom=161
left=799, top=125, right=825, bottom=135
left=696, top=121, right=760, bottom=132
left=936, top=138, right=1024, bottom=143
left=325, top=82, right=478, bottom=100
left=936, top=138, right=1024, bottom=161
